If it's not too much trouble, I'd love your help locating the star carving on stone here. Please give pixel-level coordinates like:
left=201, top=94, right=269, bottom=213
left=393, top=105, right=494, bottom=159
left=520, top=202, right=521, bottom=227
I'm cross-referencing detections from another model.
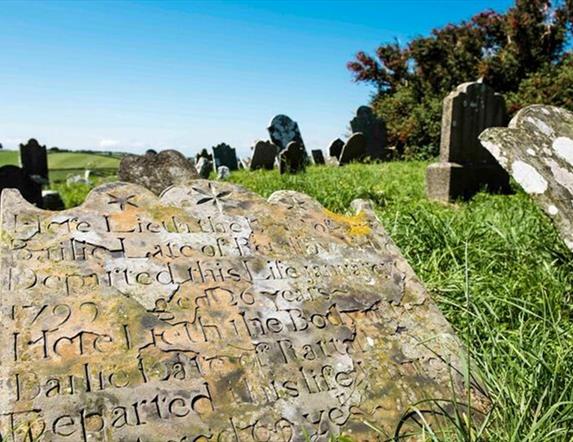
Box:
left=107, top=193, right=138, bottom=210
left=190, top=183, right=233, bottom=213
left=286, top=197, right=306, bottom=210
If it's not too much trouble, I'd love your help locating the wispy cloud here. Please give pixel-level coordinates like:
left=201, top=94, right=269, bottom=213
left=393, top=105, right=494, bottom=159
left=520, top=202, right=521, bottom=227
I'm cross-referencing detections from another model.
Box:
left=99, top=139, right=120, bottom=148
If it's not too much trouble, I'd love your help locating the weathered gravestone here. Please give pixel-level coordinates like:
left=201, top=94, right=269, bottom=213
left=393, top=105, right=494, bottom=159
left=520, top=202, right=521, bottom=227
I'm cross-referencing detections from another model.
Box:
left=349, top=106, right=387, bottom=160
left=311, top=150, right=325, bottom=165
left=328, top=138, right=344, bottom=160
left=426, top=81, right=510, bottom=202
left=118, top=149, right=199, bottom=195
left=250, top=140, right=277, bottom=171
left=0, top=180, right=489, bottom=440
left=279, top=141, right=306, bottom=174
left=268, top=115, right=306, bottom=153
left=196, top=157, right=213, bottom=179
left=480, top=105, right=573, bottom=251
left=339, top=133, right=367, bottom=166
left=212, top=143, right=239, bottom=172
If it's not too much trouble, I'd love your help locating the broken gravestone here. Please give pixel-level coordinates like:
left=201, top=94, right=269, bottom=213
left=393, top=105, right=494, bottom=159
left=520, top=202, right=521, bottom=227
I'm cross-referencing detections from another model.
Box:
left=349, top=106, right=387, bottom=160
left=279, top=141, right=306, bottom=174
left=426, top=81, right=510, bottom=202
left=118, top=149, right=199, bottom=195
left=0, top=180, right=489, bottom=440
left=250, top=140, right=277, bottom=171
left=328, top=138, right=344, bottom=160
left=212, top=143, right=239, bottom=172
left=311, top=150, right=325, bottom=165
left=339, top=133, right=367, bottom=166
left=480, top=105, right=573, bottom=251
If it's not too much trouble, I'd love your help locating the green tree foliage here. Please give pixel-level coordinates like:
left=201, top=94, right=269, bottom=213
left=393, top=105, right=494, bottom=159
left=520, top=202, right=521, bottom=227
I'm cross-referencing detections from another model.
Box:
left=348, top=0, right=573, bottom=155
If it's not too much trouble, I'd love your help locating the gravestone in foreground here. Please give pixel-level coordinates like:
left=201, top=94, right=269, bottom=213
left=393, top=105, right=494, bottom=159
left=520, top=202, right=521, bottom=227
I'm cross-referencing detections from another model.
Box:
left=349, top=106, right=387, bottom=160
left=426, top=81, right=510, bottom=202
left=328, top=138, right=344, bottom=160
left=118, top=149, right=198, bottom=195
left=339, top=133, right=367, bottom=166
left=212, top=143, right=239, bottom=172
left=250, top=140, right=277, bottom=171
left=480, top=105, right=573, bottom=251
left=0, top=180, right=489, bottom=440
left=279, top=141, right=306, bottom=174
left=311, top=149, right=325, bottom=165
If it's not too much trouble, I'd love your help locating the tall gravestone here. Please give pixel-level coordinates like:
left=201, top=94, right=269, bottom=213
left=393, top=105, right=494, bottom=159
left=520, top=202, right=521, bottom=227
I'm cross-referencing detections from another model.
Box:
left=268, top=114, right=307, bottom=156
left=0, top=181, right=488, bottom=440
left=480, top=105, right=573, bottom=251
left=250, top=140, right=277, bottom=171
left=119, top=149, right=198, bottom=195
left=426, top=81, right=510, bottom=202
left=349, top=106, right=387, bottom=160
left=19, top=138, right=48, bottom=184
left=339, top=133, right=367, bottom=166
left=212, top=143, right=239, bottom=171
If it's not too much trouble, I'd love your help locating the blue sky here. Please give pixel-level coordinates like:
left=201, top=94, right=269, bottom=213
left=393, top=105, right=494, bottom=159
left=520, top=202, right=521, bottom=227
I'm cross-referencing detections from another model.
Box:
left=0, top=0, right=514, bottom=157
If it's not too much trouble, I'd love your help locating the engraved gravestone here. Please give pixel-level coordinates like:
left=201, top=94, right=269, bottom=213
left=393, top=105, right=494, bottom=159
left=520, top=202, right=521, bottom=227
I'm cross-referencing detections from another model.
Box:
left=118, top=149, right=199, bottom=195
left=426, top=81, right=510, bottom=202
left=339, top=133, right=367, bottom=166
left=349, top=106, right=387, bottom=160
left=268, top=115, right=306, bottom=152
left=480, top=105, right=573, bottom=251
left=279, top=141, right=306, bottom=174
left=250, top=140, right=277, bottom=171
left=328, top=138, right=344, bottom=160
left=212, top=143, right=239, bottom=172
left=0, top=180, right=488, bottom=440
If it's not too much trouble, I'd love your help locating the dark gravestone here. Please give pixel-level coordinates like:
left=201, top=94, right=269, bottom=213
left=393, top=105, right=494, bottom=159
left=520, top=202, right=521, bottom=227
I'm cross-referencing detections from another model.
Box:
left=268, top=114, right=306, bottom=151
left=339, top=133, right=367, bottom=165
left=250, top=140, right=277, bottom=171
left=0, top=165, right=41, bottom=207
left=350, top=106, right=387, bottom=160
left=42, top=190, right=65, bottom=210
left=118, top=149, right=199, bottom=195
left=19, top=138, right=48, bottom=184
left=426, top=81, right=510, bottom=202
left=279, top=141, right=306, bottom=174
left=212, top=143, right=238, bottom=171
left=196, top=156, right=213, bottom=179
left=329, top=138, right=344, bottom=160
left=311, top=149, right=325, bottom=165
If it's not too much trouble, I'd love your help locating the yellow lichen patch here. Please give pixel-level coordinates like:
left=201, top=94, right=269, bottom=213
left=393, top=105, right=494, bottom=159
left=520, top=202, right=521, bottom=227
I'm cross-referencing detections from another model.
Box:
left=323, top=209, right=372, bottom=236
left=0, top=228, right=13, bottom=245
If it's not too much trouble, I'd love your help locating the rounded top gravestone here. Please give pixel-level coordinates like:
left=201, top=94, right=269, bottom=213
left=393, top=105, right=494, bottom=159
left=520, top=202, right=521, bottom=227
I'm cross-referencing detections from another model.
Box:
left=268, top=114, right=306, bottom=151
left=0, top=180, right=489, bottom=440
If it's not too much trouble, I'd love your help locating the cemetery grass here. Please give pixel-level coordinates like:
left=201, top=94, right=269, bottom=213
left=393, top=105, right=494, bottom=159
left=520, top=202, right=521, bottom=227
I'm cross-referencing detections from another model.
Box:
left=58, top=161, right=573, bottom=441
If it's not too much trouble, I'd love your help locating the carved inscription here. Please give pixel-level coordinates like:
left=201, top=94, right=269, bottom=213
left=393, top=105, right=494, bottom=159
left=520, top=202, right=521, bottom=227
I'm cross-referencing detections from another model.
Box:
left=0, top=181, right=488, bottom=441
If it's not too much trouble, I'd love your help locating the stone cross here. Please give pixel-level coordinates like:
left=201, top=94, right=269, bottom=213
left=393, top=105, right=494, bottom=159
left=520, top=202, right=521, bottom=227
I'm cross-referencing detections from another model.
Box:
left=339, top=133, right=367, bottom=165
left=279, top=141, right=306, bottom=174
left=481, top=105, right=573, bottom=251
left=250, top=140, right=277, bottom=171
left=426, top=81, right=510, bottom=201
left=0, top=180, right=489, bottom=440
left=118, top=149, right=198, bottom=195
left=349, top=106, right=387, bottom=160
left=212, top=143, right=239, bottom=171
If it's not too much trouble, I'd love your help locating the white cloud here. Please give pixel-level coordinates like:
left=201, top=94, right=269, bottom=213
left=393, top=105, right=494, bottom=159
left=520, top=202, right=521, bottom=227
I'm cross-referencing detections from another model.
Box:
left=99, top=139, right=120, bottom=148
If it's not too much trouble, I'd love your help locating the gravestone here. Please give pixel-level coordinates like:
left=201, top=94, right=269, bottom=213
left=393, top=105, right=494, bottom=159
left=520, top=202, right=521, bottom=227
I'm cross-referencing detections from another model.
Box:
left=42, top=190, right=65, bottom=210
left=268, top=114, right=306, bottom=152
left=279, top=141, right=306, bottom=174
left=196, top=157, right=212, bottom=179
left=426, top=81, right=510, bottom=202
left=217, top=165, right=230, bottom=180
left=349, top=106, right=387, bottom=160
left=311, top=149, right=325, bottom=165
left=19, top=138, right=48, bottom=184
left=339, top=133, right=367, bottom=166
left=118, top=149, right=198, bottom=195
left=329, top=138, right=344, bottom=160
left=0, top=165, right=42, bottom=207
left=212, top=143, right=239, bottom=171
left=250, top=140, right=277, bottom=171
left=0, top=180, right=489, bottom=440
left=480, top=105, right=573, bottom=251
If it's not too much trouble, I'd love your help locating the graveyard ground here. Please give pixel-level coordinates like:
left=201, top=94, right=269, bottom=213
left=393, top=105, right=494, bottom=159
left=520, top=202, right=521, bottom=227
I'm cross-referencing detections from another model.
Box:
left=56, top=161, right=573, bottom=440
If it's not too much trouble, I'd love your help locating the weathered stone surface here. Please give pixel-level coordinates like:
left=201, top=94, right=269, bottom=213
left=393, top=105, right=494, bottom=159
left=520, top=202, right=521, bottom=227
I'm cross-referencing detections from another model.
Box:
left=212, top=143, right=239, bottom=171
left=427, top=81, right=510, bottom=201
left=349, top=106, right=386, bottom=160
left=268, top=114, right=306, bottom=151
left=250, top=140, right=277, bottom=171
left=119, top=149, right=199, bottom=195
left=0, top=181, right=488, bottom=440
left=328, top=138, right=344, bottom=160
left=481, top=105, right=573, bottom=251
left=311, top=150, right=325, bottom=165
left=279, top=141, right=306, bottom=174
left=339, top=133, right=367, bottom=165
left=217, top=165, right=230, bottom=180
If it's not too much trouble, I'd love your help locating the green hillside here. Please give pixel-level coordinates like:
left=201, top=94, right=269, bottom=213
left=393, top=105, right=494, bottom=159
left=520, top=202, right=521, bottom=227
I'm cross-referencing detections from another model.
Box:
left=0, top=150, right=120, bottom=170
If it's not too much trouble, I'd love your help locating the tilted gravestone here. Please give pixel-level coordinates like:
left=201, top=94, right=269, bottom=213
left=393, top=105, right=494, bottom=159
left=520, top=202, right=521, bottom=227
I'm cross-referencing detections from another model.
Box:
left=426, top=81, right=510, bottom=202
left=0, top=180, right=488, bottom=440
left=339, top=133, right=367, bottom=166
left=119, top=149, right=198, bottom=195
left=328, top=138, right=344, bottom=160
left=480, top=105, right=573, bottom=251
left=250, top=140, right=277, bottom=171
left=311, top=150, right=325, bottom=165
left=212, top=143, right=239, bottom=172
left=279, top=141, right=306, bottom=174
left=349, top=106, right=387, bottom=160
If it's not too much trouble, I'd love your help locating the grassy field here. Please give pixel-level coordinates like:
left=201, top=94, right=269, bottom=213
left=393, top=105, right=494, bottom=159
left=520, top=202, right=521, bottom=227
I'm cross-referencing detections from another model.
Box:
left=58, top=161, right=573, bottom=440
